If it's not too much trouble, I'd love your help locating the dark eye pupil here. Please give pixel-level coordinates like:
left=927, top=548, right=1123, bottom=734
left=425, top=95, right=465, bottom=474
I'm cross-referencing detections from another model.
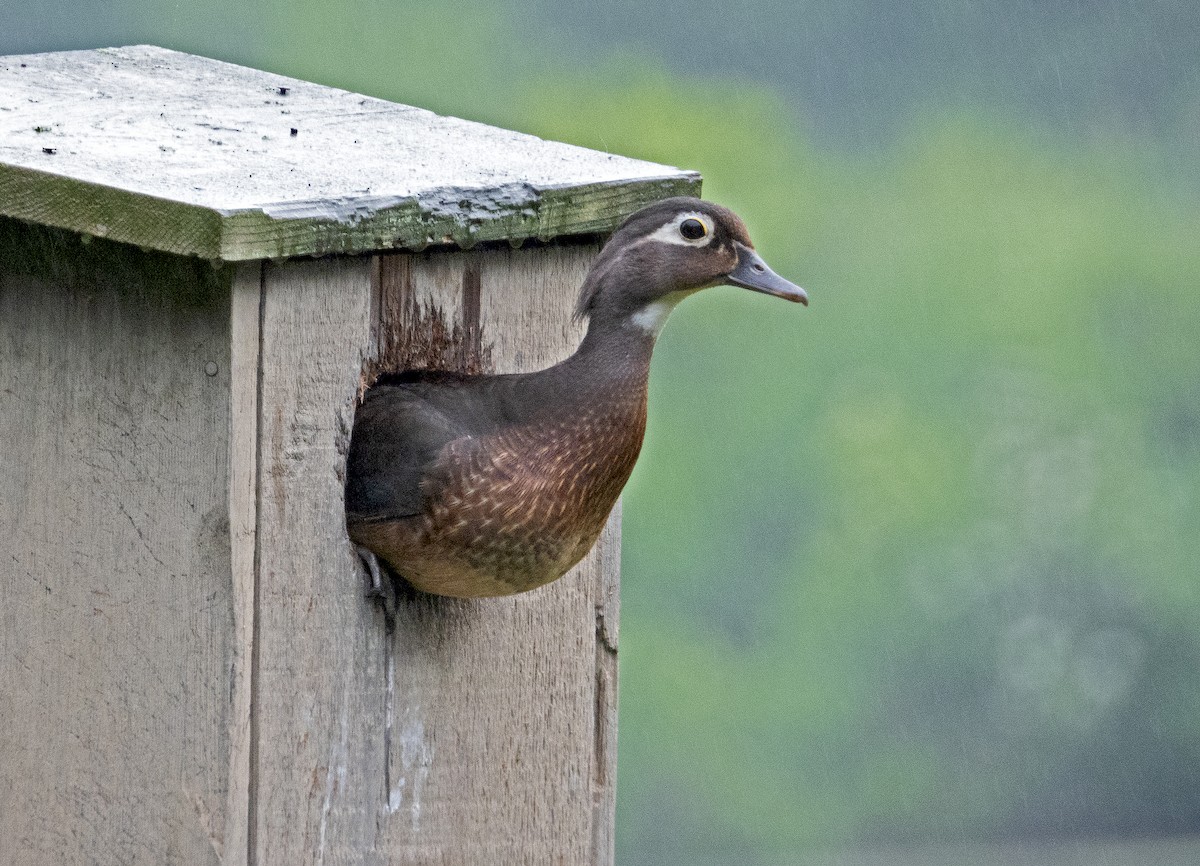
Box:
left=680, top=218, right=706, bottom=240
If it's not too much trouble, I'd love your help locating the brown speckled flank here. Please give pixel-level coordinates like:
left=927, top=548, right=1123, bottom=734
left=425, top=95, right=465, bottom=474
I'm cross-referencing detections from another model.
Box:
left=345, top=196, right=806, bottom=598
left=351, top=382, right=645, bottom=596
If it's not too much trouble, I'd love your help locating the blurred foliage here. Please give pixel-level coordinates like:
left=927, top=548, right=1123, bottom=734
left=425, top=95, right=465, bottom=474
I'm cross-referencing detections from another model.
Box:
left=511, top=58, right=1200, bottom=857
left=6, top=1, right=1200, bottom=862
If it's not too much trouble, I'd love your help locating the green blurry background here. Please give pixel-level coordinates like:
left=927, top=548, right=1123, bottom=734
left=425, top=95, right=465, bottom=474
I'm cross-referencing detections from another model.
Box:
left=7, top=2, right=1198, bottom=861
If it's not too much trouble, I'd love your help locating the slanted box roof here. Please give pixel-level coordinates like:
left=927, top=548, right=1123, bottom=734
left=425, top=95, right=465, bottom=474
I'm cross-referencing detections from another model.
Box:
left=0, top=45, right=700, bottom=261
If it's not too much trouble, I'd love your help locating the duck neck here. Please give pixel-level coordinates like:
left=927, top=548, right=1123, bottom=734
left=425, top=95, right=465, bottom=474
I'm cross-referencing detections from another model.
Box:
left=572, top=285, right=693, bottom=374
left=519, top=288, right=691, bottom=422
left=557, top=304, right=671, bottom=400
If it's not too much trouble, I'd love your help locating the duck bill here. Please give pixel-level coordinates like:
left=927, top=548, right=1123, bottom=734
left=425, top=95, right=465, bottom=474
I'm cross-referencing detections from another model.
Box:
left=726, top=242, right=808, bottom=305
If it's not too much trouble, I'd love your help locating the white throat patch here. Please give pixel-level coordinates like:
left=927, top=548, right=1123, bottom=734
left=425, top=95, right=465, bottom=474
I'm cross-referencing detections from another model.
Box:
left=629, top=290, right=693, bottom=335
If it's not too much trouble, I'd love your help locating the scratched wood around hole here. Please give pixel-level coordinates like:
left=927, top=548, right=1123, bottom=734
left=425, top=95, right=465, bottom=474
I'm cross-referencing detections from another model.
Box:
left=0, top=221, right=237, bottom=866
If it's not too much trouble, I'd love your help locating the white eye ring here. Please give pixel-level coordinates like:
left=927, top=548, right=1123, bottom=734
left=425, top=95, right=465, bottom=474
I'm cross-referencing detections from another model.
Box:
left=646, top=212, right=714, bottom=247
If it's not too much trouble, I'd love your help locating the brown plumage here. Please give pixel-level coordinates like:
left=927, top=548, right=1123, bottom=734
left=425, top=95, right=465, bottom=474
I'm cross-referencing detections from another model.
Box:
left=345, top=197, right=806, bottom=598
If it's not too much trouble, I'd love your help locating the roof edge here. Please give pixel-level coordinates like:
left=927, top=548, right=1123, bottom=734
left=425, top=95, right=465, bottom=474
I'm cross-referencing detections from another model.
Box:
left=0, top=162, right=701, bottom=261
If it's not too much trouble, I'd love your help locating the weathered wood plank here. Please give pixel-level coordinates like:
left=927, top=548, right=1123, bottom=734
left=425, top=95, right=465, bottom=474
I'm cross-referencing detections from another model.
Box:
left=251, top=244, right=620, bottom=864
left=225, top=261, right=263, bottom=866
left=0, top=220, right=238, bottom=865
left=251, top=256, right=388, bottom=863
left=0, top=46, right=700, bottom=261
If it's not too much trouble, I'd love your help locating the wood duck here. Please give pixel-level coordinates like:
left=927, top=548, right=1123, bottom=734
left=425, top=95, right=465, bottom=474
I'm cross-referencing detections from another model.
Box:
left=345, top=196, right=806, bottom=599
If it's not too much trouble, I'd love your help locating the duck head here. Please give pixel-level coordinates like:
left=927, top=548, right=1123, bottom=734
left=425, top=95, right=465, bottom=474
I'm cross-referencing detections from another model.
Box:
left=575, top=196, right=807, bottom=335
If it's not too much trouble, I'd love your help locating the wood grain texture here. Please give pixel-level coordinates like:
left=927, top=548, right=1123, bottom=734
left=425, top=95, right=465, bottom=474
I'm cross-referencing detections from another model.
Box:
left=250, top=244, right=620, bottom=864
left=225, top=262, right=263, bottom=866
left=250, top=256, right=387, bottom=863
left=0, top=220, right=238, bottom=865
left=0, top=46, right=700, bottom=260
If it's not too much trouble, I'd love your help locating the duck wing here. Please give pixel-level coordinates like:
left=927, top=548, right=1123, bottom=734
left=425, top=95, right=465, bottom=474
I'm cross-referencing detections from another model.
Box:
left=345, top=379, right=482, bottom=523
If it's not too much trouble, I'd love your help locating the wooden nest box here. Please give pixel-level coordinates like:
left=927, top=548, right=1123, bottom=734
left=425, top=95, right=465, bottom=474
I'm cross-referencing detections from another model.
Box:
left=0, top=45, right=699, bottom=865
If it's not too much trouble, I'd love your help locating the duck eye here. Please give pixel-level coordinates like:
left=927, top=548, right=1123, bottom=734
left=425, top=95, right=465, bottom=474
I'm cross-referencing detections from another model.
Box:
left=679, top=218, right=707, bottom=241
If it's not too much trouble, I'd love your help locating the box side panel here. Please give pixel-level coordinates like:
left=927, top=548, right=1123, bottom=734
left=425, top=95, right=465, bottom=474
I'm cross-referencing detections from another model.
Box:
left=0, top=220, right=237, bottom=865
left=252, top=244, right=620, bottom=865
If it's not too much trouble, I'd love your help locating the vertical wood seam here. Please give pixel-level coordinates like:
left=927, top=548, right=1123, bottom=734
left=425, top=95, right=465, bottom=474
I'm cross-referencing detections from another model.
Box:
left=460, top=262, right=483, bottom=371
left=591, top=503, right=621, bottom=866
left=227, top=261, right=264, bottom=866
left=374, top=252, right=399, bottom=843
left=246, top=262, right=267, bottom=866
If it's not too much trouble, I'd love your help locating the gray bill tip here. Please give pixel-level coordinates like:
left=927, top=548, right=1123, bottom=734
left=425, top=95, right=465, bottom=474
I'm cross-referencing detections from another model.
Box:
left=727, top=244, right=808, bottom=305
